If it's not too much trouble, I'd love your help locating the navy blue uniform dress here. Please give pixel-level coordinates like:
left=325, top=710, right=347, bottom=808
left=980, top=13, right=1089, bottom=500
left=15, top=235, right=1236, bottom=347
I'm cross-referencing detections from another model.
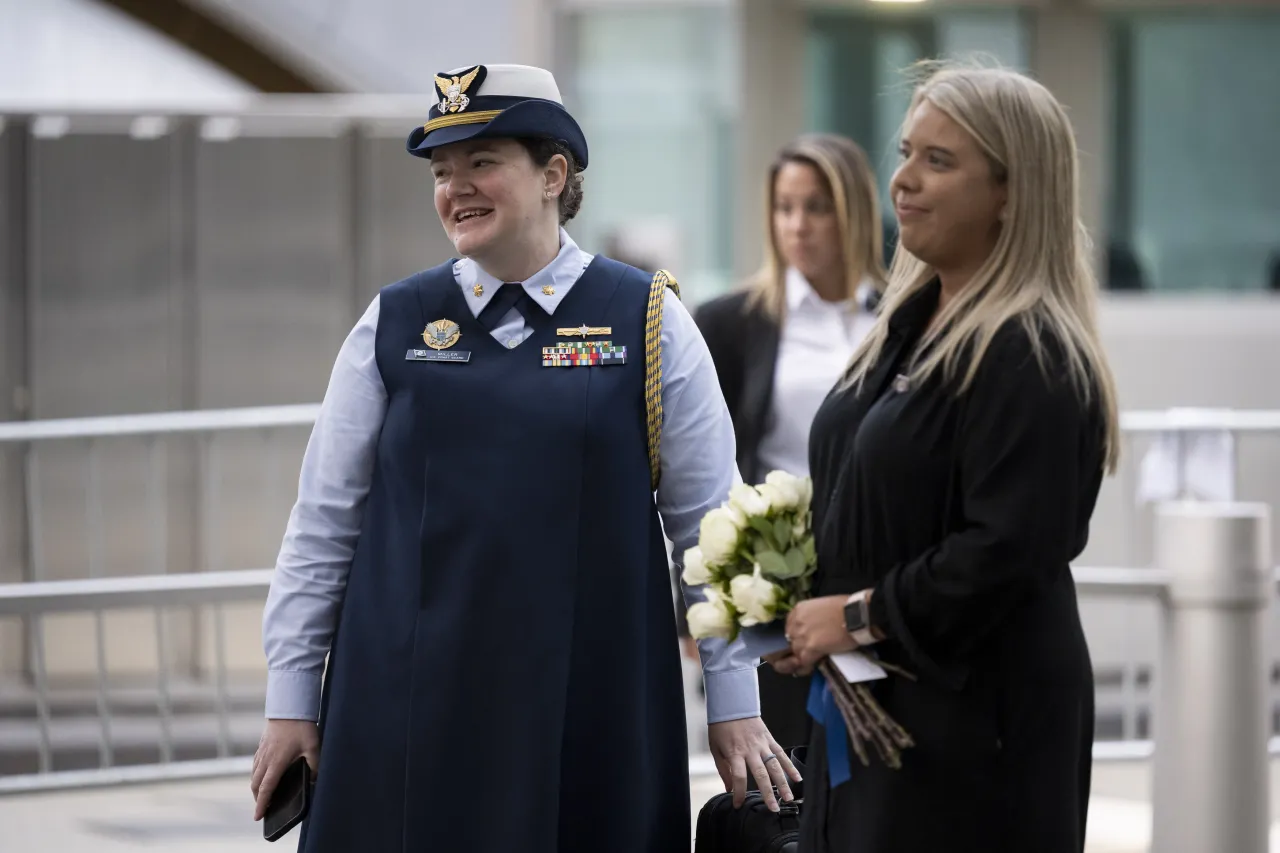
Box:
left=298, top=257, right=689, bottom=852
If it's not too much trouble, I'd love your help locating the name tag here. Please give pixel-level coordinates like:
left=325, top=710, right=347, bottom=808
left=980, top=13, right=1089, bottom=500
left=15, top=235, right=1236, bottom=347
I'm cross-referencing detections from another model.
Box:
left=406, top=348, right=471, bottom=363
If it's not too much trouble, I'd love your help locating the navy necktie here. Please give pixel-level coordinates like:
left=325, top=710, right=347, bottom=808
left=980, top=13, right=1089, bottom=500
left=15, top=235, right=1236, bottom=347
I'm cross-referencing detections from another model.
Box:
left=476, top=282, right=533, bottom=332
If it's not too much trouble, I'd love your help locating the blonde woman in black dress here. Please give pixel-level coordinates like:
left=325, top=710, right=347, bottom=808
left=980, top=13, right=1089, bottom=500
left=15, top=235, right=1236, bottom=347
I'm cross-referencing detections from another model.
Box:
left=766, top=63, right=1120, bottom=852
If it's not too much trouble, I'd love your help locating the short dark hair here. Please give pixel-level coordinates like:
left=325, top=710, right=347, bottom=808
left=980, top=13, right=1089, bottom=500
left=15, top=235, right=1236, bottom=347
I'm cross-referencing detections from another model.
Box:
left=517, top=137, right=584, bottom=225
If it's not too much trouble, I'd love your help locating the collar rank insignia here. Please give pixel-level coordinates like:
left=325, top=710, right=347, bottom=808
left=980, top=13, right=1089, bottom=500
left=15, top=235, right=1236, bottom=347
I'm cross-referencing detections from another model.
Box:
left=434, top=65, right=486, bottom=115
left=423, top=319, right=461, bottom=350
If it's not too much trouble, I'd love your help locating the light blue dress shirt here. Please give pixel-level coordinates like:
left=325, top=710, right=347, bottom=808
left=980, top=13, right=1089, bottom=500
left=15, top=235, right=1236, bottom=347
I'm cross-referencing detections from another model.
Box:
left=263, top=229, right=760, bottom=726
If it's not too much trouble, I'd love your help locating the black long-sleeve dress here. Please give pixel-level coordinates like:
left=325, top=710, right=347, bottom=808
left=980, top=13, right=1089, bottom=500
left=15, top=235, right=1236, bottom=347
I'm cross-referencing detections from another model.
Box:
left=801, top=280, right=1104, bottom=852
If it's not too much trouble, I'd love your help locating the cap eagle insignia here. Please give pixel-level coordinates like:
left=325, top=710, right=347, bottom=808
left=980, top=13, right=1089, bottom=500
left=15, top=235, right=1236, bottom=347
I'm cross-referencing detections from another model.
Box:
left=434, top=65, right=484, bottom=115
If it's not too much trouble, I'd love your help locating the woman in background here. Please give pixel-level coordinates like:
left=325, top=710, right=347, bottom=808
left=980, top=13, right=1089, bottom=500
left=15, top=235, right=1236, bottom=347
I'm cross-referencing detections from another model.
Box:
left=690, top=133, right=888, bottom=750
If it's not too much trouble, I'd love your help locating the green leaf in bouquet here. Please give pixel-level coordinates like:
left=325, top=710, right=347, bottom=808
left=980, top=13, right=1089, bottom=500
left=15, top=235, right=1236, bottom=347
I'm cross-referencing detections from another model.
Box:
left=757, top=549, right=803, bottom=580
left=784, top=547, right=807, bottom=578
left=801, top=535, right=816, bottom=563
left=748, top=516, right=779, bottom=551
left=773, top=519, right=792, bottom=550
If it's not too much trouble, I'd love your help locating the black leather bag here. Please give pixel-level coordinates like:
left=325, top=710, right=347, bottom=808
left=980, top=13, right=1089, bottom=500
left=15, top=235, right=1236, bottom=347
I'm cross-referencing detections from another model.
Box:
left=693, top=747, right=807, bottom=853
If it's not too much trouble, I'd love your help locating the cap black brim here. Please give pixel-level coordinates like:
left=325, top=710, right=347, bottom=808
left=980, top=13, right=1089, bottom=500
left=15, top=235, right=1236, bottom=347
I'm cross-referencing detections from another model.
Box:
left=406, top=99, right=588, bottom=169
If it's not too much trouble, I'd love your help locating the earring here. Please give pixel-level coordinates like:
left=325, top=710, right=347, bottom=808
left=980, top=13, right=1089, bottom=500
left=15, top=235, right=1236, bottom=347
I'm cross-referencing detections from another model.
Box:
left=545, top=190, right=555, bottom=200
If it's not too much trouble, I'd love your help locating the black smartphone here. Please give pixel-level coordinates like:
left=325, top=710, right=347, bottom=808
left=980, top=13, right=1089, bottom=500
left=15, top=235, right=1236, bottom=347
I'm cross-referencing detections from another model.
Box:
left=263, top=756, right=312, bottom=842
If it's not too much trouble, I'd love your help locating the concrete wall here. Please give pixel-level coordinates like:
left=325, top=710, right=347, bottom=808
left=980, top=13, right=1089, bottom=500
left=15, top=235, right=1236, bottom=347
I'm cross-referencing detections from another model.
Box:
left=0, top=123, right=27, bottom=677
left=1083, top=295, right=1280, bottom=672
left=0, top=117, right=453, bottom=681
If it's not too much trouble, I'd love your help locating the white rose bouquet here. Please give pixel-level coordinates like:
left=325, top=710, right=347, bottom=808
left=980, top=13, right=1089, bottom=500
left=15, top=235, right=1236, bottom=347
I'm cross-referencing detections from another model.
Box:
left=683, top=469, right=914, bottom=770
left=682, top=471, right=816, bottom=643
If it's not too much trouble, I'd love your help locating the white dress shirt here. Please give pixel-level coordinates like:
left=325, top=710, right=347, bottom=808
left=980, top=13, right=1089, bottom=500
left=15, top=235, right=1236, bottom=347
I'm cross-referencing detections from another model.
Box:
left=755, top=267, right=878, bottom=478
left=262, top=228, right=760, bottom=726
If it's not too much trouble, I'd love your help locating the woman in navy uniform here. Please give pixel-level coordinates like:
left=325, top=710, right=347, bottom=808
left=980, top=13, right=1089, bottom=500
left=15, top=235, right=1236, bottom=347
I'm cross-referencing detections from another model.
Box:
left=248, top=64, right=799, bottom=852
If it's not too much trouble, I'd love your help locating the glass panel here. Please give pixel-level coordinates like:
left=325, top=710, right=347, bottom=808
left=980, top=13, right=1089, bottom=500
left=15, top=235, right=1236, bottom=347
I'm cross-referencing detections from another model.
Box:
left=1110, top=11, right=1280, bottom=292
left=872, top=31, right=926, bottom=210
left=803, top=9, right=1027, bottom=257
left=936, top=10, right=1028, bottom=72
left=561, top=7, right=737, bottom=303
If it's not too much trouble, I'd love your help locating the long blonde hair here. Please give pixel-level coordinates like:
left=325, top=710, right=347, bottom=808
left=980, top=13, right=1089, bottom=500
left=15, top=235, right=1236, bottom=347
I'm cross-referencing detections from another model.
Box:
left=846, top=61, right=1120, bottom=472
left=748, top=133, right=888, bottom=319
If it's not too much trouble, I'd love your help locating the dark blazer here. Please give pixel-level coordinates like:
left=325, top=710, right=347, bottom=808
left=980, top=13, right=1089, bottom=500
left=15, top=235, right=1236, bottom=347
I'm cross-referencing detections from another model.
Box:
left=690, top=288, right=813, bottom=748
left=801, top=281, right=1104, bottom=852
left=692, top=289, right=781, bottom=486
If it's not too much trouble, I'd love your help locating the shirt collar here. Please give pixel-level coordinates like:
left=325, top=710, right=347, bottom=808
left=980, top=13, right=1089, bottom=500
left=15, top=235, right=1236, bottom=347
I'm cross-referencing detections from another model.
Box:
left=784, top=267, right=881, bottom=315
left=785, top=267, right=851, bottom=313
left=457, top=227, right=592, bottom=317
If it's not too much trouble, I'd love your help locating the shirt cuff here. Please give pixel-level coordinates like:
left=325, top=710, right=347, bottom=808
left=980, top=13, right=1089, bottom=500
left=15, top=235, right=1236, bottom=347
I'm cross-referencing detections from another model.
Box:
left=265, top=670, right=323, bottom=721
left=704, top=666, right=762, bottom=724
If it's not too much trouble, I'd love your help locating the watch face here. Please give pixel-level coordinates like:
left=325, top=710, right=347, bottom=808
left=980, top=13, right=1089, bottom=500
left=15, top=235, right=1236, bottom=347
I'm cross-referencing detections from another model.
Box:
left=844, top=600, right=868, bottom=634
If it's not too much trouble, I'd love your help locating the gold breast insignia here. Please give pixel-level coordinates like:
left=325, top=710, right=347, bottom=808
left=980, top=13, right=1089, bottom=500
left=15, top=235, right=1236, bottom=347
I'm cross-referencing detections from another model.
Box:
left=423, top=319, right=461, bottom=350
left=557, top=323, right=612, bottom=338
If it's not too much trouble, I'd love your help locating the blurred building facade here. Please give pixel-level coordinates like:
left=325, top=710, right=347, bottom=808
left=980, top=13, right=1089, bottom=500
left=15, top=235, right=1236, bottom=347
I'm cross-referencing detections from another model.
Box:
left=0, top=0, right=1278, bottom=693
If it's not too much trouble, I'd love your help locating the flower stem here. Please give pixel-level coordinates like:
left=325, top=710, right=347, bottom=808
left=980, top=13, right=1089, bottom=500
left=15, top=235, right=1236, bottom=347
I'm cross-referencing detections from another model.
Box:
left=817, top=658, right=915, bottom=771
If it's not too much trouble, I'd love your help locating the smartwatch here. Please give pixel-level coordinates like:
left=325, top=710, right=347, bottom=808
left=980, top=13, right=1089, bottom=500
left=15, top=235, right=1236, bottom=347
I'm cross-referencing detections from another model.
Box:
left=843, top=590, right=877, bottom=647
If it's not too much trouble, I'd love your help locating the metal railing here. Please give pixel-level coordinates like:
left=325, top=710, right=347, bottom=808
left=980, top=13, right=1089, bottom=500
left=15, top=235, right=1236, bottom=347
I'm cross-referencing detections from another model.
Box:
left=1, top=558, right=1277, bottom=795
left=0, top=404, right=320, bottom=588
left=1, top=403, right=1274, bottom=584
left=0, top=570, right=271, bottom=794
left=0, top=560, right=1238, bottom=794
left=0, top=404, right=1278, bottom=801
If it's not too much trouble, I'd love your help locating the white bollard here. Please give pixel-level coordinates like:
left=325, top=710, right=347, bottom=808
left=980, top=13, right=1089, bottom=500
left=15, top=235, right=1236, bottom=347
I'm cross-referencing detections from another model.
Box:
left=1151, top=502, right=1272, bottom=853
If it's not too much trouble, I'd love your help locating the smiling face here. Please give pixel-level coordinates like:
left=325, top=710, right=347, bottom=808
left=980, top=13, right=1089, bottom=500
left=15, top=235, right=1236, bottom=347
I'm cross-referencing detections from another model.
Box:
left=430, top=138, right=563, bottom=267
left=890, top=100, right=1006, bottom=276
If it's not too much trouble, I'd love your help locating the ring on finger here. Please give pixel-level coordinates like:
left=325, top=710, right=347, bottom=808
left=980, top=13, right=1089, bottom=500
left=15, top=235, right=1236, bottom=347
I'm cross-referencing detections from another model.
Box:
left=763, top=753, right=779, bottom=764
